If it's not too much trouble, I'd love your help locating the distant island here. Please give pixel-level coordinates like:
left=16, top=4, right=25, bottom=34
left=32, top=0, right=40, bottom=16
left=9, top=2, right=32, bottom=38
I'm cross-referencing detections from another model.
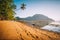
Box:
left=16, top=14, right=54, bottom=28
left=16, top=14, right=54, bottom=21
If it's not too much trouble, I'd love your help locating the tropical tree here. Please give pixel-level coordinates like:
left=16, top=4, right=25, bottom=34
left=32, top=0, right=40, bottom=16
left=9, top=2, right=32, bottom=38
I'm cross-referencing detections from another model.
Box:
left=0, top=0, right=16, bottom=20
left=21, top=3, right=26, bottom=10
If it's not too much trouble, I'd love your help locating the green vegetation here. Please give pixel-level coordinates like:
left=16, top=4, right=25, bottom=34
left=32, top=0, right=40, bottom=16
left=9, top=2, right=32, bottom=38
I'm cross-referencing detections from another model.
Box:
left=0, top=0, right=26, bottom=20
left=0, top=0, right=16, bottom=20
left=21, top=3, right=26, bottom=10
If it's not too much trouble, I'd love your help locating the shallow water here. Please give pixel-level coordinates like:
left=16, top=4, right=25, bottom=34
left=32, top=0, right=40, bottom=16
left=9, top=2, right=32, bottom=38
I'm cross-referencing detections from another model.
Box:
left=41, top=25, right=60, bottom=33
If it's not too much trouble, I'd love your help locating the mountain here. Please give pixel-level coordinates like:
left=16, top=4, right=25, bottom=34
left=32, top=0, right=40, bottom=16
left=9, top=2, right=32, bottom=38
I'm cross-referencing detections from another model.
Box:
left=19, top=14, right=54, bottom=21
left=16, top=14, right=54, bottom=28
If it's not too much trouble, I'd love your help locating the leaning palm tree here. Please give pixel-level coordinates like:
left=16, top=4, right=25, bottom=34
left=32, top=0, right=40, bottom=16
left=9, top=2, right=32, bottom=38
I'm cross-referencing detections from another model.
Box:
left=21, top=3, right=26, bottom=10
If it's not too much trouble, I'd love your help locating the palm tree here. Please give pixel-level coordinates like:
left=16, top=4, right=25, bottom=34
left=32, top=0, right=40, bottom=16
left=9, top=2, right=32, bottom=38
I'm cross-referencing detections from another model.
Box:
left=0, top=0, right=16, bottom=20
left=21, top=3, right=26, bottom=10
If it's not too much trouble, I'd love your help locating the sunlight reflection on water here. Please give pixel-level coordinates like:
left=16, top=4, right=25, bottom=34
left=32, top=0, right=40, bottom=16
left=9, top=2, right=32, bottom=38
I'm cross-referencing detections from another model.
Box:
left=41, top=25, right=60, bottom=33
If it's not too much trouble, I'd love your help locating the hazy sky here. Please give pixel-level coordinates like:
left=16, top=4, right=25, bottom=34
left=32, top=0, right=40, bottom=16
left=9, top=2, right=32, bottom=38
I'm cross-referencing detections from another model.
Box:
left=14, top=0, right=60, bottom=21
